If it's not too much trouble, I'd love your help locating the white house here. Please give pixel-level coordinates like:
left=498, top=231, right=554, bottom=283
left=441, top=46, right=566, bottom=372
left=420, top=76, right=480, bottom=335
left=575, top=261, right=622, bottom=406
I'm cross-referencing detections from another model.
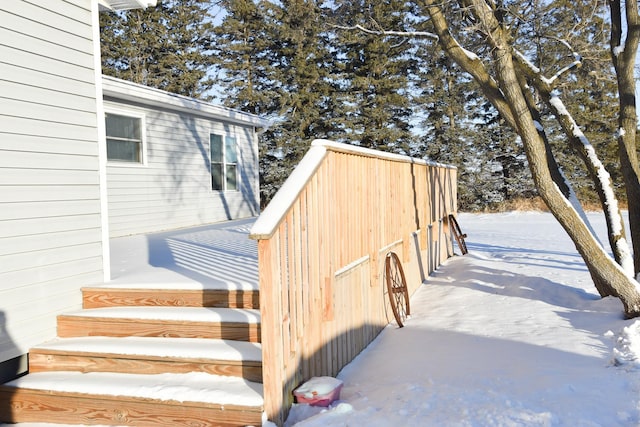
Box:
left=0, top=0, right=267, bottom=383
left=102, top=75, right=265, bottom=238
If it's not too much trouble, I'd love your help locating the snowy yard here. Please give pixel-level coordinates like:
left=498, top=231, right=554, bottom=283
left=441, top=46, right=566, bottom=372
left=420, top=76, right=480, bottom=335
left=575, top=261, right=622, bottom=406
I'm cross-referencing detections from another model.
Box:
left=282, top=211, right=640, bottom=427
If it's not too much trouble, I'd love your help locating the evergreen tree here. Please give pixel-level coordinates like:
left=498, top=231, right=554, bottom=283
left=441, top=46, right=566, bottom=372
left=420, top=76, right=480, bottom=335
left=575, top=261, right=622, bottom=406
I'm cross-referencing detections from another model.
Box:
left=212, top=0, right=338, bottom=204
left=330, top=0, right=417, bottom=152
left=210, top=0, right=277, bottom=114
left=100, top=0, right=215, bottom=98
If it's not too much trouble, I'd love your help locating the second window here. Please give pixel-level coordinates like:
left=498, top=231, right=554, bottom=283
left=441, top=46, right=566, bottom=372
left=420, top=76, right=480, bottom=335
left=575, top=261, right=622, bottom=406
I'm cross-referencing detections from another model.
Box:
left=210, top=134, right=238, bottom=191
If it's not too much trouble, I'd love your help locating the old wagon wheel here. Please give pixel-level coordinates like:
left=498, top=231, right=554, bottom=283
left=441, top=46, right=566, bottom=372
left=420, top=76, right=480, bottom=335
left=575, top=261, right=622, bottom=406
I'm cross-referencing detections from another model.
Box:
left=448, top=214, right=468, bottom=255
left=385, top=252, right=410, bottom=327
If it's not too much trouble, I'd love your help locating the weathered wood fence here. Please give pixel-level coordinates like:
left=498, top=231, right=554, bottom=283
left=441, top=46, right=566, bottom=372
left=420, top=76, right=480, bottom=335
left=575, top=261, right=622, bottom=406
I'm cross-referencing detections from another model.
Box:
left=249, top=139, right=458, bottom=425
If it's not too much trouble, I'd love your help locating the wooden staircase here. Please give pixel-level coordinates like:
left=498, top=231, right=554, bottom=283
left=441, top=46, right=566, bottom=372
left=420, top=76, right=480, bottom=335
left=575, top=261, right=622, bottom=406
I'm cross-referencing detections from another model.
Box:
left=0, top=285, right=263, bottom=426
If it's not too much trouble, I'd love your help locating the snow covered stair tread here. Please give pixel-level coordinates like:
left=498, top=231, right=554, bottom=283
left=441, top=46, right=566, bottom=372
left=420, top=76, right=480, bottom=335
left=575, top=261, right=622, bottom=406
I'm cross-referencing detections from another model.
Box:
left=31, top=336, right=262, bottom=362
left=28, top=336, right=263, bottom=381
left=3, top=371, right=263, bottom=406
left=56, top=306, right=262, bottom=342
left=1, top=371, right=264, bottom=426
left=60, top=306, right=261, bottom=323
left=87, top=280, right=258, bottom=291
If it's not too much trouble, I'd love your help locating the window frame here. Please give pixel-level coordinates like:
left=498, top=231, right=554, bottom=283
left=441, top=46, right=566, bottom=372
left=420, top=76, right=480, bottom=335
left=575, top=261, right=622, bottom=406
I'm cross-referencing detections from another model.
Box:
left=104, top=107, right=147, bottom=166
left=210, top=133, right=239, bottom=192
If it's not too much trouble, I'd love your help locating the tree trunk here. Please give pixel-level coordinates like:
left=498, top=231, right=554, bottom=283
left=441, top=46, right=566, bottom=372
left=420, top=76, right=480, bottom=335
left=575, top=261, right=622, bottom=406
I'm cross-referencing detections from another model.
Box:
left=425, top=0, right=640, bottom=317
left=610, top=0, right=640, bottom=278
left=492, top=35, right=640, bottom=317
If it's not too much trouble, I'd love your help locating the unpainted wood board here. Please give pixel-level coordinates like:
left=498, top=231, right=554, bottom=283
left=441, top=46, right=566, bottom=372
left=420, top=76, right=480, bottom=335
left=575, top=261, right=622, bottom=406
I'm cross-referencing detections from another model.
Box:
left=57, top=316, right=261, bottom=343
left=257, top=238, right=285, bottom=425
left=28, top=351, right=263, bottom=382
left=0, top=387, right=262, bottom=426
left=82, top=288, right=260, bottom=309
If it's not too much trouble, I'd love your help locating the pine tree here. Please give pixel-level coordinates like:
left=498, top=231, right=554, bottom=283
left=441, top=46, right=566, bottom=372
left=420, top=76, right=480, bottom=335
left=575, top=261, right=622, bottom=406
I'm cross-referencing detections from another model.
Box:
left=100, top=0, right=215, bottom=98
left=210, top=0, right=278, bottom=113
left=212, top=0, right=338, bottom=204
left=330, top=0, right=417, bottom=152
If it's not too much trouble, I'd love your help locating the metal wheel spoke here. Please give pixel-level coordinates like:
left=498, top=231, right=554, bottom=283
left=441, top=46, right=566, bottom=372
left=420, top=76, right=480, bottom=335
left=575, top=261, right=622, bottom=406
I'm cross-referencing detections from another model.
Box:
left=448, top=214, right=468, bottom=255
left=385, top=252, right=411, bottom=328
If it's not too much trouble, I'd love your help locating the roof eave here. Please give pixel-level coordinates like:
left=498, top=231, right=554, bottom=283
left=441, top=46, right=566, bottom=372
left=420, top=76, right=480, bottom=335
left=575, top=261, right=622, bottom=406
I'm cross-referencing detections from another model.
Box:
left=101, top=75, right=270, bottom=129
left=98, top=0, right=157, bottom=11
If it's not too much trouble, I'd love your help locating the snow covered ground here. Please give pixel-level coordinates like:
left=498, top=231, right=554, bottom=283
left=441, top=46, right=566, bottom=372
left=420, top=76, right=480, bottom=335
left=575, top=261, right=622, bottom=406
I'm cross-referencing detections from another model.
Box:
left=281, top=211, right=640, bottom=427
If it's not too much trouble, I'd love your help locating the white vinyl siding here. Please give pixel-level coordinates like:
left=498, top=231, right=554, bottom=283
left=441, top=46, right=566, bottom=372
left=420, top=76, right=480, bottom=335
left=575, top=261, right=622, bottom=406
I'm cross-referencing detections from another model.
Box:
left=0, top=0, right=103, bottom=365
left=104, top=97, right=260, bottom=237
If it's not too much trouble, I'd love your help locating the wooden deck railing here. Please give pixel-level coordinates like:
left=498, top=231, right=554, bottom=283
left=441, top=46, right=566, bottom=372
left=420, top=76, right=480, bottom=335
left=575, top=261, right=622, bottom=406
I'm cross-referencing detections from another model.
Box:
left=249, top=139, right=458, bottom=425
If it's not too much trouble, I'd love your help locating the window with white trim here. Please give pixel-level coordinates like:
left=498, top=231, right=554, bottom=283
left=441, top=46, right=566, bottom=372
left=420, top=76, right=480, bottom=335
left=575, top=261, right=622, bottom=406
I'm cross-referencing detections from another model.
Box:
left=105, top=112, right=145, bottom=163
left=210, top=134, right=238, bottom=191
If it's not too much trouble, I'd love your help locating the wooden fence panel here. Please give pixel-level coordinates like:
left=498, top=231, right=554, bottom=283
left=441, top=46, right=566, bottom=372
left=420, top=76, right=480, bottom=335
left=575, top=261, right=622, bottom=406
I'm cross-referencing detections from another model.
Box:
left=250, top=140, right=457, bottom=426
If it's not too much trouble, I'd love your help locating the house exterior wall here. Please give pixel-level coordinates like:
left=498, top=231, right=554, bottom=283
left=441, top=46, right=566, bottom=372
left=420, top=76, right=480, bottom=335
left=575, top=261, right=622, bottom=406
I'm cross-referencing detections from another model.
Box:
left=0, top=0, right=262, bottom=383
left=0, top=0, right=103, bottom=376
left=103, top=92, right=261, bottom=238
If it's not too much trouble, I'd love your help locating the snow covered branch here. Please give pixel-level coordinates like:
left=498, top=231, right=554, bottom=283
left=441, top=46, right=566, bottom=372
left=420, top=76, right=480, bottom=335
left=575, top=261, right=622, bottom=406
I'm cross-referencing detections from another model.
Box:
left=548, top=95, right=635, bottom=277
left=512, top=41, right=582, bottom=89
left=545, top=56, right=582, bottom=85
left=333, top=24, right=439, bottom=41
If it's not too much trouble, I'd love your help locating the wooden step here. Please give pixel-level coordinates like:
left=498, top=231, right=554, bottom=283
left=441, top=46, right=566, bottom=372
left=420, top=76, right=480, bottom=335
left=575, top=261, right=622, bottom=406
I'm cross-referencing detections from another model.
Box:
left=82, top=286, right=260, bottom=309
left=29, top=336, right=262, bottom=383
left=57, top=307, right=261, bottom=343
left=0, top=371, right=263, bottom=426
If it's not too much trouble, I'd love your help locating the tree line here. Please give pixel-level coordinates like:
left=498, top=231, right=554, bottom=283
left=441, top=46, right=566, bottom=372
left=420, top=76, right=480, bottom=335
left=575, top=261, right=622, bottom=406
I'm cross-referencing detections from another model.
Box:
left=101, top=0, right=622, bottom=211
left=101, top=0, right=640, bottom=317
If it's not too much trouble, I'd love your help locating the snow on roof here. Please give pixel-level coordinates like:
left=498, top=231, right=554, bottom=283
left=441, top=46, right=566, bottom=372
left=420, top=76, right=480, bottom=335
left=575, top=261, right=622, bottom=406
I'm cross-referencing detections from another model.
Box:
left=102, top=76, right=270, bottom=129
left=99, top=0, right=157, bottom=11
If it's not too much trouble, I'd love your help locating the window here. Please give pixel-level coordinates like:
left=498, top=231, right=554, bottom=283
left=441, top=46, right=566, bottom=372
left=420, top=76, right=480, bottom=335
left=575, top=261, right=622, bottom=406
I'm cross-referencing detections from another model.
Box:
left=105, top=112, right=144, bottom=163
left=211, top=134, right=238, bottom=191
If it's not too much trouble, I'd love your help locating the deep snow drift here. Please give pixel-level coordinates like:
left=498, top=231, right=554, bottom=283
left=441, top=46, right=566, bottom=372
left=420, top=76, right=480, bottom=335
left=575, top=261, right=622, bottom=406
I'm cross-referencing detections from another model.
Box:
left=281, top=211, right=640, bottom=427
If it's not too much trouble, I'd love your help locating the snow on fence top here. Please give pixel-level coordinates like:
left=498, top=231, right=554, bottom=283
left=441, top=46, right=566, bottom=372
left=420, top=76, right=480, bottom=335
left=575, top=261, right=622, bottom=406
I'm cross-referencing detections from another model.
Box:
left=249, top=139, right=456, bottom=240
